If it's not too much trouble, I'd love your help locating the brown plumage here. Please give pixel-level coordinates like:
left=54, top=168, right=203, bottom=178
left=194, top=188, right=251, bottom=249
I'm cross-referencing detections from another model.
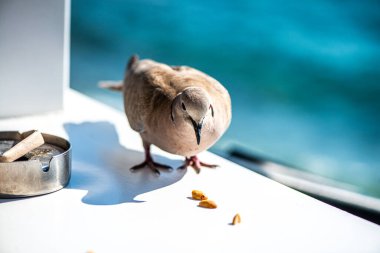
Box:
left=102, top=55, right=231, bottom=174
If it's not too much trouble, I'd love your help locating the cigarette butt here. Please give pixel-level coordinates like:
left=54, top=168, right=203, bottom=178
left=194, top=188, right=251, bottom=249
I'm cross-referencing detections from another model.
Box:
left=0, top=130, right=44, bottom=163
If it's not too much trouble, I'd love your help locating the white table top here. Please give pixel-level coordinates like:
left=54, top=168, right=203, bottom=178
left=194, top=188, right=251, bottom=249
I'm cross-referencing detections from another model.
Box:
left=0, top=89, right=379, bottom=253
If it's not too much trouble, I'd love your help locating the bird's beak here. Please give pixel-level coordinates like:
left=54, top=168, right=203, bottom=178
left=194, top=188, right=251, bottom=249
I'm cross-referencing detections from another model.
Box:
left=191, top=119, right=203, bottom=145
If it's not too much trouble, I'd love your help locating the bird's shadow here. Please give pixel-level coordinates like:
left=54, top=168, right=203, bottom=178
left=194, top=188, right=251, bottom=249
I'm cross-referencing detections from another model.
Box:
left=63, top=121, right=185, bottom=205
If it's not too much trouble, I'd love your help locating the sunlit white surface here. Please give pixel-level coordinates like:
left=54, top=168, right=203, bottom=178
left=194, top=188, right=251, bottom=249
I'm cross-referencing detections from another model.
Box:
left=0, top=89, right=379, bottom=253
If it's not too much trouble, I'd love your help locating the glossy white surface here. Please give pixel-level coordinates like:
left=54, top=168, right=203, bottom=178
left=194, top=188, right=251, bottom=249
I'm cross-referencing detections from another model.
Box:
left=0, top=89, right=379, bottom=253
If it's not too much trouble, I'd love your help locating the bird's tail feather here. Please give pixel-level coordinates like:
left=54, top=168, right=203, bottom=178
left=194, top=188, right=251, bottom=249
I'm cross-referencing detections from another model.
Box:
left=98, top=80, right=123, bottom=92
left=127, top=54, right=139, bottom=70
left=99, top=54, right=139, bottom=92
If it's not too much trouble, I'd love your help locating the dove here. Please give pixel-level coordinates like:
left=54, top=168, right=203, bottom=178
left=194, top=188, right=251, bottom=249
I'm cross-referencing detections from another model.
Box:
left=101, top=55, right=231, bottom=174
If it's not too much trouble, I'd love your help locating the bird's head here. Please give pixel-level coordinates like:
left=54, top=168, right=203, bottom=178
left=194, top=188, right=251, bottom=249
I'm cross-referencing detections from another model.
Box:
left=171, top=87, right=214, bottom=145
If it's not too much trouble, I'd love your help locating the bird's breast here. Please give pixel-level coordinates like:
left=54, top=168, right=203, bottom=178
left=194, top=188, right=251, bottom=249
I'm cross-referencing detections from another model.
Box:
left=142, top=116, right=221, bottom=157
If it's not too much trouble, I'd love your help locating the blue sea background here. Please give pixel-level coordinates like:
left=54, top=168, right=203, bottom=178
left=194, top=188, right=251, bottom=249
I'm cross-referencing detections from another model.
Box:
left=70, top=0, right=380, bottom=198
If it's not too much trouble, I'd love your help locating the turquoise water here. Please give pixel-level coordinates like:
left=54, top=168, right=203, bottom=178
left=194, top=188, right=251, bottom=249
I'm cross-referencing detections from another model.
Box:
left=70, top=0, right=380, bottom=198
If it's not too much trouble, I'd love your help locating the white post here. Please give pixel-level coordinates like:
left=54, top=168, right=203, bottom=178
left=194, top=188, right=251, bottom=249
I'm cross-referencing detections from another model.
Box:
left=0, top=0, right=70, bottom=117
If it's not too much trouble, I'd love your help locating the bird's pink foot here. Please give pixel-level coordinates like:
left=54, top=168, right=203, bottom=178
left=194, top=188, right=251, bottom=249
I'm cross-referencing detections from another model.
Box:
left=178, top=155, right=218, bottom=174
left=130, top=143, right=172, bottom=175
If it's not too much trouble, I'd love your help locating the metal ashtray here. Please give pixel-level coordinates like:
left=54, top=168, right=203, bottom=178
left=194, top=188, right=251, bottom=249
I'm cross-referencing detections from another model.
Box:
left=0, top=131, right=71, bottom=198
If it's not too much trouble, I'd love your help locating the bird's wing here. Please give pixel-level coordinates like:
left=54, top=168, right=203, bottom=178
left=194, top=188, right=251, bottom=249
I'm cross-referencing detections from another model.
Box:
left=123, top=60, right=177, bottom=134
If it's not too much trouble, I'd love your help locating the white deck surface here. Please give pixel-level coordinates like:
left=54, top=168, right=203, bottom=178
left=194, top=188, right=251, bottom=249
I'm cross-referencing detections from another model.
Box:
left=0, top=89, right=379, bottom=253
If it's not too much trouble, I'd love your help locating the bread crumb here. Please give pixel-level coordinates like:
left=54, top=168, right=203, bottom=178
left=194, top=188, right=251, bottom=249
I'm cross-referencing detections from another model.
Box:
left=232, top=213, right=241, bottom=225
left=198, top=199, right=217, bottom=209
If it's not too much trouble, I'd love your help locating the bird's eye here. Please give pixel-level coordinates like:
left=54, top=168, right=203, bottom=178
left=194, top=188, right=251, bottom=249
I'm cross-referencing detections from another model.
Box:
left=182, top=102, right=186, bottom=111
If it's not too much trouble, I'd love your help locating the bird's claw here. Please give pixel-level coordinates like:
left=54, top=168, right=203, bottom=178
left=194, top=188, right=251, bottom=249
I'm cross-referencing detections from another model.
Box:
left=178, top=156, right=218, bottom=174
left=199, top=161, right=218, bottom=168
